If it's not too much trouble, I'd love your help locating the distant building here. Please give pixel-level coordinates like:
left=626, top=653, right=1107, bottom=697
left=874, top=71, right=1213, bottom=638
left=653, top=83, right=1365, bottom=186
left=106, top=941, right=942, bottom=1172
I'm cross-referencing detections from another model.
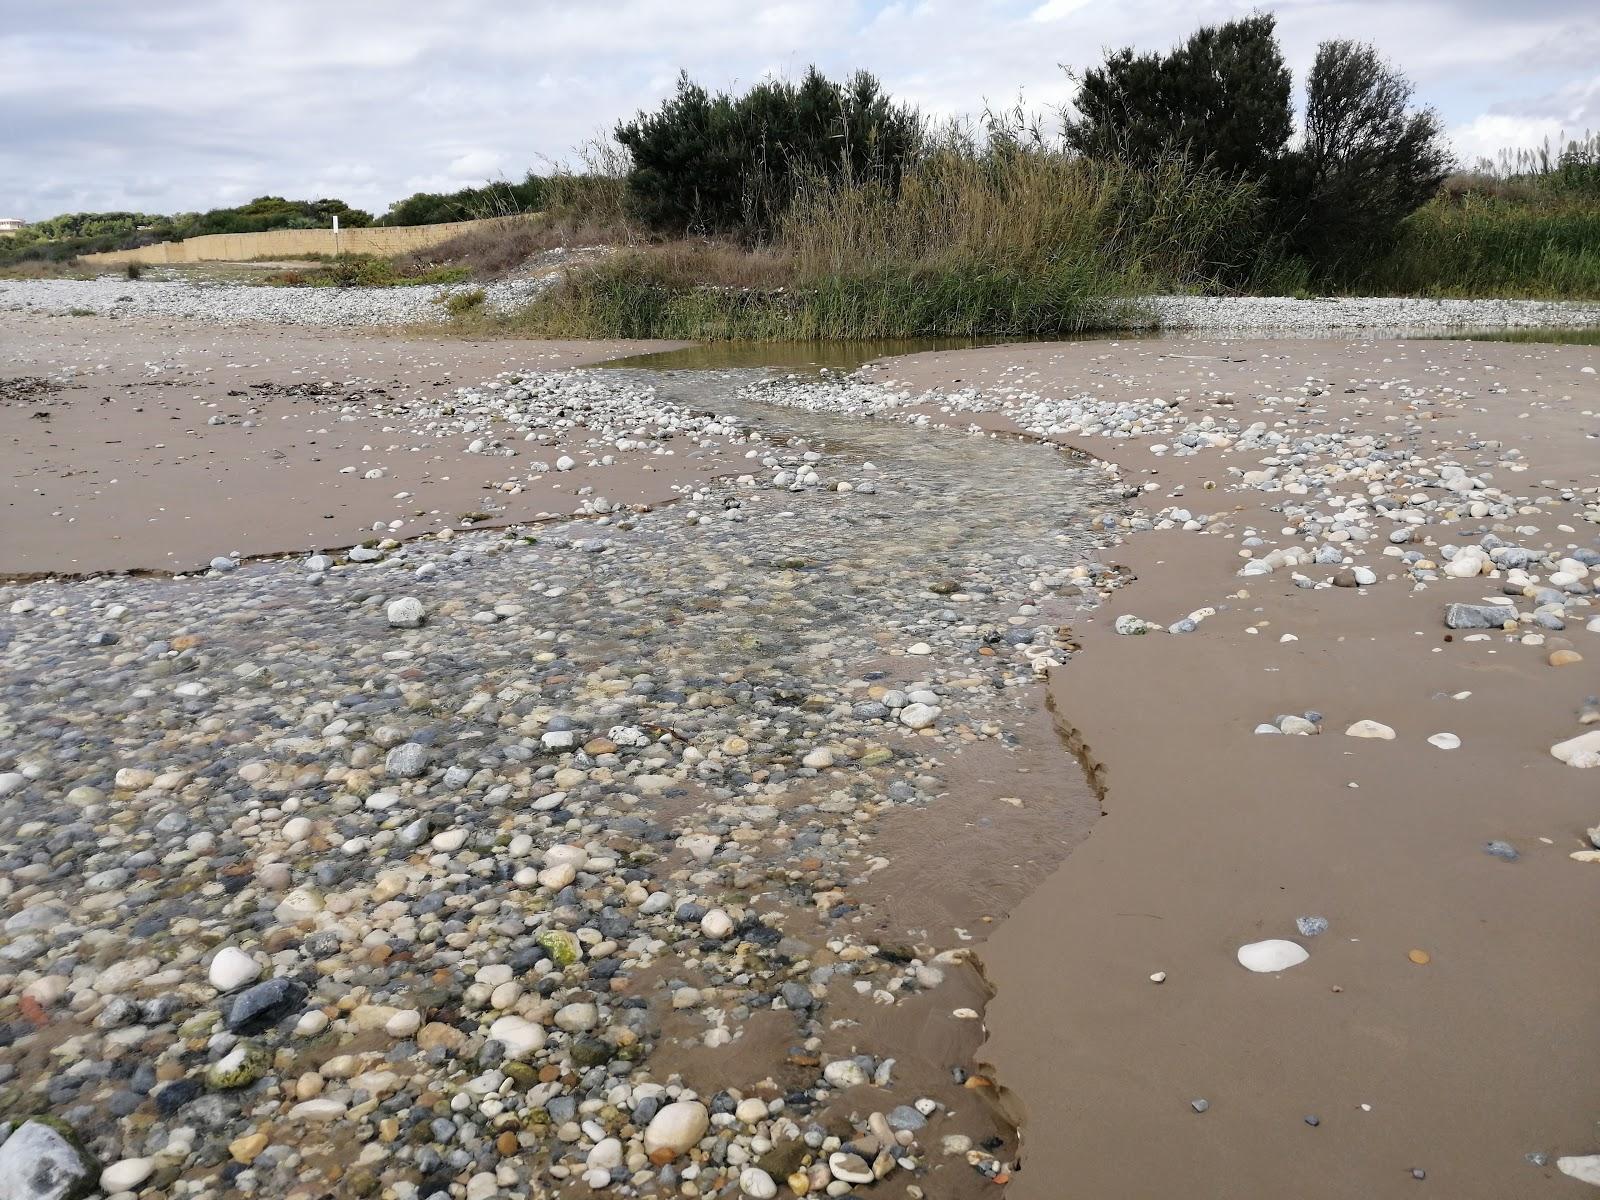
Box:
left=0, top=218, right=25, bottom=237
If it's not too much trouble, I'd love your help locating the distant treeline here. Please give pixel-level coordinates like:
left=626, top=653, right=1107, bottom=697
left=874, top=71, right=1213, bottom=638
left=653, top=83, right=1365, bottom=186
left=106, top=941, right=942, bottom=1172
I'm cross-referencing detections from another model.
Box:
left=2, top=180, right=548, bottom=265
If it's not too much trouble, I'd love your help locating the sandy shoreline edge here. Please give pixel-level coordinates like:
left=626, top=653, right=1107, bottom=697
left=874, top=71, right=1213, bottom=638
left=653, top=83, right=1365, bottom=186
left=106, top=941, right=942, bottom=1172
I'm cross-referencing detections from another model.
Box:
left=845, top=336, right=1600, bottom=1198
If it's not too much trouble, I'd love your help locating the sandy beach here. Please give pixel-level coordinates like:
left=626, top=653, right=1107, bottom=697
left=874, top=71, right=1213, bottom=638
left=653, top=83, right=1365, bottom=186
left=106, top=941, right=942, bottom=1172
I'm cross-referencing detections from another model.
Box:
left=0, top=315, right=1595, bottom=1199
left=1, top=313, right=694, bottom=575
left=868, top=337, right=1600, bottom=1197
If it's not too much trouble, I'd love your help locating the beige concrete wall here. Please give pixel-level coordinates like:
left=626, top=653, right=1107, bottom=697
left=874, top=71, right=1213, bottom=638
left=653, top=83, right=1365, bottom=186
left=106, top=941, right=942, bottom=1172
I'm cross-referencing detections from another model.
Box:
left=80, top=217, right=526, bottom=266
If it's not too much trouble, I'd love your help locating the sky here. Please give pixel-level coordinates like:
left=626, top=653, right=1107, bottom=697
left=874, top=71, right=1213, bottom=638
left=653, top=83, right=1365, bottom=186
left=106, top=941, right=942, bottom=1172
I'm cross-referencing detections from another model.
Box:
left=3, top=0, right=1598, bottom=221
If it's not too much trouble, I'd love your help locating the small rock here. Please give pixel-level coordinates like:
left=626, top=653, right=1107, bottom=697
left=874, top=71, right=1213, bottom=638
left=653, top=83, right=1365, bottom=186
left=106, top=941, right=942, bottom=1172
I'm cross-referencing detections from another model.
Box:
left=100, top=1157, right=155, bottom=1193
left=1558, top=1156, right=1600, bottom=1186
left=1237, top=939, right=1309, bottom=972
left=1344, top=719, right=1396, bottom=740
left=0, top=1121, right=95, bottom=1200
left=386, top=596, right=425, bottom=628
left=207, top=946, right=261, bottom=992
left=643, top=1101, right=709, bottom=1161
left=739, top=1167, right=778, bottom=1199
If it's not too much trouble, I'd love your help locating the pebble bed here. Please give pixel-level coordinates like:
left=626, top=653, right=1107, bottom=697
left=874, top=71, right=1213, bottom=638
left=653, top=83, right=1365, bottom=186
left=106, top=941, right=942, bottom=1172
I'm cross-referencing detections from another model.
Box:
left=0, top=370, right=1121, bottom=1200
left=0, top=275, right=558, bottom=329
left=4, top=346, right=1599, bottom=1198
left=5, top=276, right=1600, bottom=333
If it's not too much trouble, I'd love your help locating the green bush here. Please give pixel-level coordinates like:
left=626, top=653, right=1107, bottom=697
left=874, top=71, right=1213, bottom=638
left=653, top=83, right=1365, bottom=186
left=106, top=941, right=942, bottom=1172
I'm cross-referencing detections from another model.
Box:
left=614, top=66, right=922, bottom=240
left=1357, top=196, right=1600, bottom=297
left=516, top=147, right=1262, bottom=340
left=378, top=175, right=548, bottom=226
left=1282, top=41, right=1450, bottom=274
left=443, top=288, right=487, bottom=315
left=1065, top=18, right=1449, bottom=285
left=1065, top=14, right=1292, bottom=182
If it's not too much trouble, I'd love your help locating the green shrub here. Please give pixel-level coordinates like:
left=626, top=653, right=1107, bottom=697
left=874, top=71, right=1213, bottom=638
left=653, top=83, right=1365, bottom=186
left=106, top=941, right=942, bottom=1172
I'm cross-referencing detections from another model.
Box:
left=1065, top=19, right=1449, bottom=285
left=1282, top=41, right=1450, bottom=275
left=1357, top=195, right=1600, bottom=296
left=614, top=66, right=922, bottom=240
left=378, top=174, right=548, bottom=226
left=514, top=146, right=1261, bottom=340
left=1064, top=14, right=1292, bottom=182
left=443, top=288, right=487, bottom=316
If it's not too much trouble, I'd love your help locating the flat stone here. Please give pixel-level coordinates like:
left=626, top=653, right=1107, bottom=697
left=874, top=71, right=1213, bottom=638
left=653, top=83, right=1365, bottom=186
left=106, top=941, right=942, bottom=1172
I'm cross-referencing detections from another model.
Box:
left=828, top=1152, right=875, bottom=1184
left=226, top=978, right=304, bottom=1033
left=1344, top=719, right=1395, bottom=739
left=1444, top=602, right=1515, bottom=629
left=1552, top=731, right=1600, bottom=767
left=100, top=1157, right=154, bottom=1194
left=1236, top=939, right=1309, bottom=972
left=486, top=1015, right=546, bottom=1059
left=1558, top=1156, right=1600, bottom=1186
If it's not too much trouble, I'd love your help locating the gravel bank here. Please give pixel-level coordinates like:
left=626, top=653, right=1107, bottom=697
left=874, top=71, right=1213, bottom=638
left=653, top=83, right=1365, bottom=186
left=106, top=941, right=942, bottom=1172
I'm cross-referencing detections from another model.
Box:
left=5, top=276, right=1600, bottom=332
left=0, top=366, right=1112, bottom=1200
left=0, top=274, right=557, bottom=328
left=1133, top=293, right=1600, bottom=333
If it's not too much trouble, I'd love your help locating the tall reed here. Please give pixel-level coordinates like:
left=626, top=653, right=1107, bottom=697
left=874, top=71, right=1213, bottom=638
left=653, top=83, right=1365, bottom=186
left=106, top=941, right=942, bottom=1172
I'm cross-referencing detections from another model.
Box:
left=517, top=146, right=1265, bottom=339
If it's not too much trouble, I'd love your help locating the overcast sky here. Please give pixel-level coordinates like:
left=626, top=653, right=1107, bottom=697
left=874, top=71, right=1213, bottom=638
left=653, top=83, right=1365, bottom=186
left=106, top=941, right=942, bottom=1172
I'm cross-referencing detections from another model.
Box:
left=4, top=0, right=1598, bottom=221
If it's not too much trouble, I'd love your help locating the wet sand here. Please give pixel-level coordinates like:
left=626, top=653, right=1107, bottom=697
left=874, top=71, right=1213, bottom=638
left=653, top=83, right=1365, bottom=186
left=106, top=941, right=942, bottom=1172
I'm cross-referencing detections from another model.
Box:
left=4, top=306, right=1595, bottom=1196
left=876, top=337, right=1600, bottom=1198
left=0, top=312, right=692, bottom=574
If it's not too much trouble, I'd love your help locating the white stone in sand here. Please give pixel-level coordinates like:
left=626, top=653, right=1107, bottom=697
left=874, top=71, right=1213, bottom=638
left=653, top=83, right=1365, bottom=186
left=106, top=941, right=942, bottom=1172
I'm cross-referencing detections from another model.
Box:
left=643, top=1101, right=709, bottom=1158
left=1237, top=939, right=1310, bottom=972
left=101, top=1158, right=156, bottom=1193
left=386, top=596, right=425, bottom=628
left=740, top=1167, right=778, bottom=1198
left=1427, top=732, right=1461, bottom=749
left=486, top=1016, right=546, bottom=1059
left=208, top=947, right=261, bottom=992
left=1345, top=719, right=1396, bottom=739
left=1552, top=731, right=1600, bottom=767
left=1558, top=1155, right=1600, bottom=1186
left=700, top=908, right=734, bottom=939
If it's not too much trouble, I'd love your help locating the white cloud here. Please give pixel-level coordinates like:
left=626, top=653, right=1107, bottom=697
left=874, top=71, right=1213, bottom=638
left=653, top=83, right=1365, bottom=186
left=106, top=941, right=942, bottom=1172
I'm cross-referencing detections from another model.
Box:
left=2, top=0, right=1597, bottom=219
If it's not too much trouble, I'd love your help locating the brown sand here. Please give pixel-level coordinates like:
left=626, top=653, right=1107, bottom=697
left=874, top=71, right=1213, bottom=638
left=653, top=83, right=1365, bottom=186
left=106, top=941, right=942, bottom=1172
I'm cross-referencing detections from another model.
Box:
left=0, top=312, right=694, bottom=574
left=874, top=337, right=1600, bottom=1198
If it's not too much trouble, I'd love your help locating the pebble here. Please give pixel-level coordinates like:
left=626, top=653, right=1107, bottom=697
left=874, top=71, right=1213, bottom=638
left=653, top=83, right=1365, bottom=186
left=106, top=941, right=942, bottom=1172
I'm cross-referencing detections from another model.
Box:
left=1344, top=720, right=1396, bottom=740
left=1237, top=940, right=1310, bottom=972
left=385, top=595, right=425, bottom=627
left=643, top=1101, right=710, bottom=1160
left=100, top=1157, right=156, bottom=1193
left=207, top=946, right=262, bottom=992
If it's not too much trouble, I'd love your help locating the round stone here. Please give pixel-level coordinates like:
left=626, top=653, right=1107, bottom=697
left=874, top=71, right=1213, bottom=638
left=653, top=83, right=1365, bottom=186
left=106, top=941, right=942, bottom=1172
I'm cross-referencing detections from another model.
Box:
left=385, top=596, right=425, bottom=628
left=207, top=947, right=261, bottom=993
left=643, top=1101, right=709, bottom=1160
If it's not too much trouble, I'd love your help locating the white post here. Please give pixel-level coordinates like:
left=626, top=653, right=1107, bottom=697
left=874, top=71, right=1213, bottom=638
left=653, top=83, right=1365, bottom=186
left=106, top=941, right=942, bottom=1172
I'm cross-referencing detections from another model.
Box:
left=332, top=213, right=340, bottom=259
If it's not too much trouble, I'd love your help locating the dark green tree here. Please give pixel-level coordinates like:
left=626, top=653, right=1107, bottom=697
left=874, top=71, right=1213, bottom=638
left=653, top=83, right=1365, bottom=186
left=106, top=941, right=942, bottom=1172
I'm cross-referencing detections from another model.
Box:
left=1064, top=14, right=1292, bottom=181
left=615, top=66, right=922, bottom=239
left=378, top=175, right=549, bottom=226
left=1284, top=40, right=1450, bottom=270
